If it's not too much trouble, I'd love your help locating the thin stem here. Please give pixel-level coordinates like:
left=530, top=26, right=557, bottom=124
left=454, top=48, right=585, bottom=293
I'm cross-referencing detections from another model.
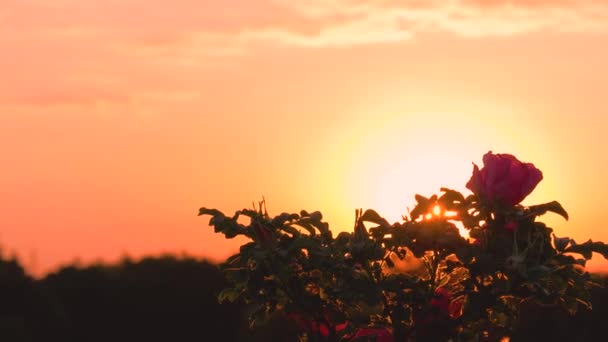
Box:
left=429, top=250, right=442, bottom=294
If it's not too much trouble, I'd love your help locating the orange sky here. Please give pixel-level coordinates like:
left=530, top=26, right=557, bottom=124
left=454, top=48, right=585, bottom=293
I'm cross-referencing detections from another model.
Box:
left=1, top=0, right=608, bottom=276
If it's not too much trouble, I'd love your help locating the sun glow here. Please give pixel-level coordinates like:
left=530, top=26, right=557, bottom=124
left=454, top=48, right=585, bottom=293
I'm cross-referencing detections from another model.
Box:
left=424, top=204, right=469, bottom=238
left=432, top=205, right=441, bottom=216
left=335, top=113, right=485, bottom=228
left=320, top=108, right=560, bottom=242
left=423, top=205, right=443, bottom=220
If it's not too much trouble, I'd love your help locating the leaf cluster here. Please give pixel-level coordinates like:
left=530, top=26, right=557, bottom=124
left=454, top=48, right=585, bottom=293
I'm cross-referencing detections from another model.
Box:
left=201, top=190, right=608, bottom=341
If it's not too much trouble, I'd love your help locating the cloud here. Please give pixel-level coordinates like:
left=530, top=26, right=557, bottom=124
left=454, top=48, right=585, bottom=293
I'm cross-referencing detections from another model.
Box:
left=3, top=0, right=606, bottom=48
left=266, top=0, right=608, bottom=44
left=1, top=0, right=606, bottom=107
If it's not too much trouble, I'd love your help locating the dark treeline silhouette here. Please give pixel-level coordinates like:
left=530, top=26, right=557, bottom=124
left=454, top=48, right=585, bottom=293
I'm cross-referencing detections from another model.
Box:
left=0, top=253, right=607, bottom=341
left=0, top=254, right=299, bottom=342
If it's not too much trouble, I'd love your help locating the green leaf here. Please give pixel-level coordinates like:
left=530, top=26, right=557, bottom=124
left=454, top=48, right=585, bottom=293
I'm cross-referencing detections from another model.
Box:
left=498, top=295, right=522, bottom=312
left=575, top=297, right=592, bottom=311
left=561, top=295, right=579, bottom=315
left=528, top=201, right=569, bottom=220
left=225, top=253, right=242, bottom=266
left=248, top=304, right=270, bottom=329
left=224, top=267, right=248, bottom=285
left=218, top=288, right=242, bottom=303
left=488, top=309, right=510, bottom=328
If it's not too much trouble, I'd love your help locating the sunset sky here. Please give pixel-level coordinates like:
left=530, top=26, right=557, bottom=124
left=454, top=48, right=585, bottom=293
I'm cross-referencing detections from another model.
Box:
left=2, top=0, right=608, bottom=276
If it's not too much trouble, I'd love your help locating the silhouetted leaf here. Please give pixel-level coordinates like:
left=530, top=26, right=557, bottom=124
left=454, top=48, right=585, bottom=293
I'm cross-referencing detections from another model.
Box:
left=279, top=225, right=301, bottom=237
left=528, top=201, right=569, bottom=220
left=198, top=207, right=223, bottom=217
left=438, top=188, right=466, bottom=210
left=309, top=211, right=323, bottom=222
left=410, top=194, right=435, bottom=220
left=553, top=234, right=572, bottom=252
left=456, top=246, right=473, bottom=264
left=271, top=212, right=300, bottom=227
left=293, top=221, right=316, bottom=236
left=565, top=240, right=608, bottom=260
left=360, top=209, right=391, bottom=228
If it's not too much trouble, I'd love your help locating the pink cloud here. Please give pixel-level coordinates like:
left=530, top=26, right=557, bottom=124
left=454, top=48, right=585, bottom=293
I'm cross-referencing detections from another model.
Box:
left=1, top=0, right=607, bottom=107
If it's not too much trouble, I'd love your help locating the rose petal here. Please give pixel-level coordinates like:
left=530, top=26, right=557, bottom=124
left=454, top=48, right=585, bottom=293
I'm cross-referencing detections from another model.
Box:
left=465, top=163, right=483, bottom=195
left=469, top=152, right=543, bottom=206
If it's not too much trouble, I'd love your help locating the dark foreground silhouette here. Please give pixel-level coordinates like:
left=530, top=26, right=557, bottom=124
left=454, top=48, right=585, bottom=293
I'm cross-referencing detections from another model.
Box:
left=0, top=254, right=606, bottom=341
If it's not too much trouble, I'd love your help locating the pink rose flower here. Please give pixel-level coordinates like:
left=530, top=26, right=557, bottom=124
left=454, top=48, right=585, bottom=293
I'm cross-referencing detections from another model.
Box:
left=466, top=152, right=543, bottom=206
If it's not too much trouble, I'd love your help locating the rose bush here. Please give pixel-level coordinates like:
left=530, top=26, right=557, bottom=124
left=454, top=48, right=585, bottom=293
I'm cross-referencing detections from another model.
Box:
left=201, top=152, right=608, bottom=341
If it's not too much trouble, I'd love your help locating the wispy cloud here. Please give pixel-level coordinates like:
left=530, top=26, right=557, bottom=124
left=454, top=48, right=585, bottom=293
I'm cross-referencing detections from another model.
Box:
left=1, top=0, right=606, bottom=107
left=266, top=0, right=608, bottom=44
